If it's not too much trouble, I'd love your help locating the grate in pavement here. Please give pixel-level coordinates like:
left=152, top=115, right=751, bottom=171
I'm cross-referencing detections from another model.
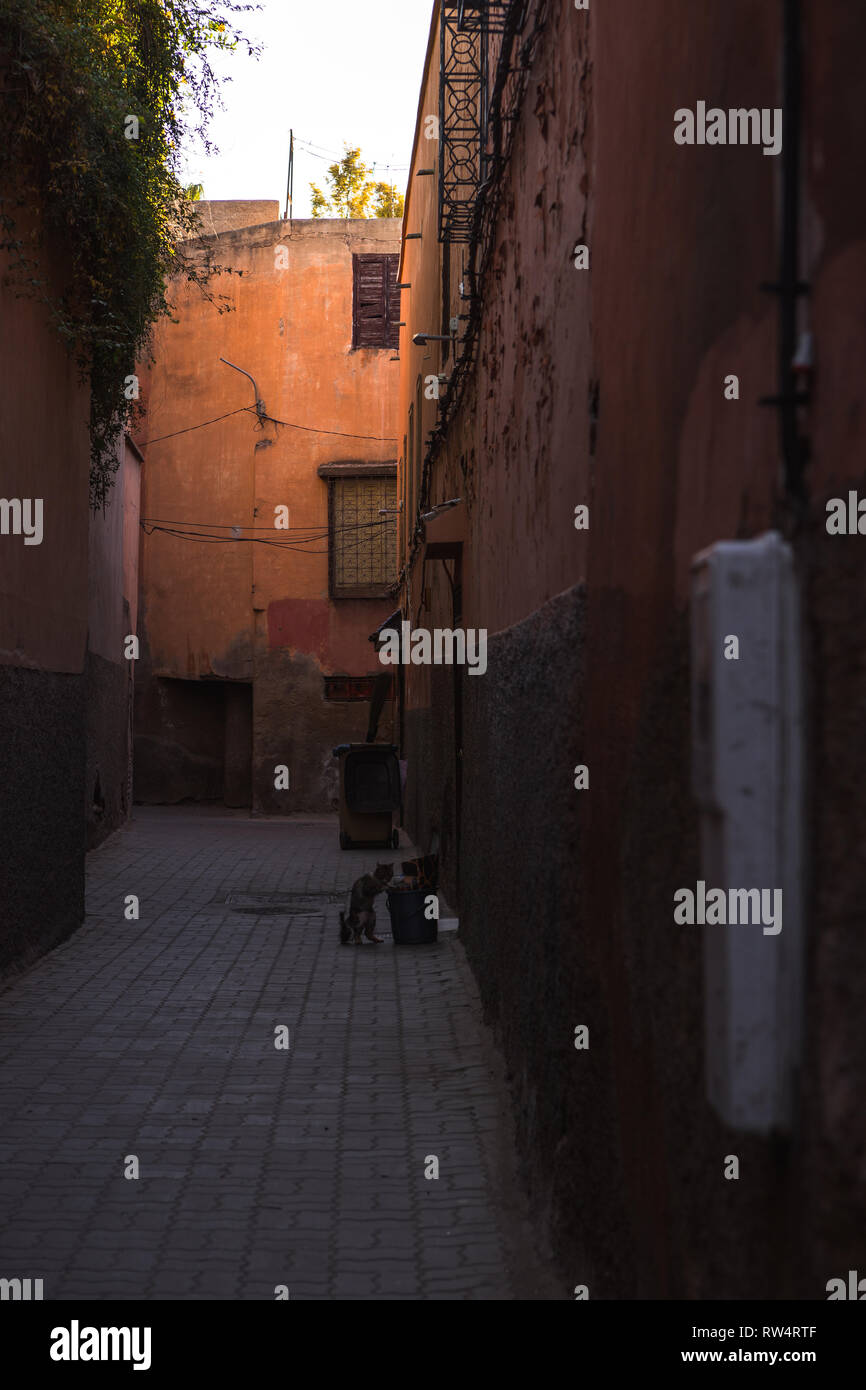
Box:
left=219, top=889, right=345, bottom=915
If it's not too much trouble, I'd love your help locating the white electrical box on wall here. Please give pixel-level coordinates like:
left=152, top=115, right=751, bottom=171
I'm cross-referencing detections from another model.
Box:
left=690, top=531, right=805, bottom=1134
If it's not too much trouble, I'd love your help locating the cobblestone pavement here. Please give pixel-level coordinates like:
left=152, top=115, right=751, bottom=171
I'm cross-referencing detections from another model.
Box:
left=0, top=808, right=558, bottom=1301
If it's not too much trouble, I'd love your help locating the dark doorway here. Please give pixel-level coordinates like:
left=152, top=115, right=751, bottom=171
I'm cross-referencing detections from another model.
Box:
left=224, top=683, right=253, bottom=808
left=134, top=676, right=252, bottom=807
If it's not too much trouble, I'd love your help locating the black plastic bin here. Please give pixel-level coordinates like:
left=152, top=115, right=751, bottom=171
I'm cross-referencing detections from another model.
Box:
left=386, top=888, right=437, bottom=945
left=332, top=743, right=401, bottom=850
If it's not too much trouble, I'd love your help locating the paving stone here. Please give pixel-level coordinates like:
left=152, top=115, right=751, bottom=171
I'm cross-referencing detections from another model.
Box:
left=0, top=808, right=554, bottom=1301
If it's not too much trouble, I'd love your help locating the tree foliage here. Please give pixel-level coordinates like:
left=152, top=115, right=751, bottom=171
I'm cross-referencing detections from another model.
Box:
left=311, top=145, right=404, bottom=220
left=0, top=0, right=258, bottom=506
left=371, top=180, right=404, bottom=218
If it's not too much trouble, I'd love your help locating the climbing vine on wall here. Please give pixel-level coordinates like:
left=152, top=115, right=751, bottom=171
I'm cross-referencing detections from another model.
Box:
left=0, top=0, right=258, bottom=506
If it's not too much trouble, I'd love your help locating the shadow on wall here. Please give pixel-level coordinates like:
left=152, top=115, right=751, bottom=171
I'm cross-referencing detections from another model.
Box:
left=456, top=584, right=602, bottom=1285
left=85, top=649, right=133, bottom=848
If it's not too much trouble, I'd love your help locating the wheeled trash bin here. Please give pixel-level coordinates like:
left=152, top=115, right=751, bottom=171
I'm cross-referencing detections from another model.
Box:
left=332, top=743, right=401, bottom=850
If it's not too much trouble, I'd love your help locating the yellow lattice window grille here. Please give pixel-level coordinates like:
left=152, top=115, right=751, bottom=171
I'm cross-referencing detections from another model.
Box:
left=329, top=474, right=397, bottom=597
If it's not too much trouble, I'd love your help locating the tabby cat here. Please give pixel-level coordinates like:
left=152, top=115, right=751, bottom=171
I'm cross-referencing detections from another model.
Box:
left=339, top=862, right=394, bottom=945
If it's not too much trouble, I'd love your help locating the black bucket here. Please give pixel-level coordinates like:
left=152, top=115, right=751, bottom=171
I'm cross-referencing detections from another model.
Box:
left=386, top=888, right=437, bottom=945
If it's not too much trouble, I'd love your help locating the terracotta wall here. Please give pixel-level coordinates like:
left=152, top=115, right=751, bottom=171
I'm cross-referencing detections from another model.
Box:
left=397, top=0, right=866, bottom=1296
left=189, top=200, right=281, bottom=237
left=135, top=213, right=401, bottom=812
left=0, top=244, right=90, bottom=673
left=0, top=236, right=90, bottom=972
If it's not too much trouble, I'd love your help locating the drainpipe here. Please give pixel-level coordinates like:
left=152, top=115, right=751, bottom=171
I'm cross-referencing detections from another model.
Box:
left=761, top=0, right=809, bottom=503
left=780, top=0, right=806, bottom=500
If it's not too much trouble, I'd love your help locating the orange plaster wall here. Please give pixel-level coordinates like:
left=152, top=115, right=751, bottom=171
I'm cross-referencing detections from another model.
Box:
left=137, top=215, right=401, bottom=680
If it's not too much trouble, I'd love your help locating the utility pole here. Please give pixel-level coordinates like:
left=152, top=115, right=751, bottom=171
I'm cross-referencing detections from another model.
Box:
left=284, top=129, right=294, bottom=221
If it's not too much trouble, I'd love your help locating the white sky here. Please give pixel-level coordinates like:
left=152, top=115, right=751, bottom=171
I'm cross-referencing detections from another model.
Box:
left=180, top=0, right=434, bottom=218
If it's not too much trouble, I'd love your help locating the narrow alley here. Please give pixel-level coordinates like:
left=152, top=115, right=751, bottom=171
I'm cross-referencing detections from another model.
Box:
left=0, top=809, right=555, bottom=1301
left=2, top=0, right=865, bottom=1349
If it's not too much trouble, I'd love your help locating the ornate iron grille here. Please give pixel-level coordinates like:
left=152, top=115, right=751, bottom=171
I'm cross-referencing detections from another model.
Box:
left=324, top=676, right=390, bottom=703
left=401, top=0, right=548, bottom=565
left=329, top=476, right=397, bottom=598
left=438, top=1, right=512, bottom=243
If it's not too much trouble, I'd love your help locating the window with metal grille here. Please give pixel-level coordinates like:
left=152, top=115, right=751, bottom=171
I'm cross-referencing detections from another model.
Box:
left=324, top=675, right=388, bottom=702
left=352, top=253, right=400, bottom=349
left=328, top=475, right=397, bottom=597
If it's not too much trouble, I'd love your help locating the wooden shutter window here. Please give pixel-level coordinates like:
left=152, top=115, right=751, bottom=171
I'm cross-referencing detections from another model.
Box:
left=386, top=257, right=401, bottom=346
left=352, top=253, right=400, bottom=350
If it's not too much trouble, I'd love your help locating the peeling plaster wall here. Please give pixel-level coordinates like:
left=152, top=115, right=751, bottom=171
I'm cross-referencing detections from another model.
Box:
left=579, top=0, right=866, bottom=1297
left=399, top=0, right=866, bottom=1296
left=135, top=217, right=400, bottom=809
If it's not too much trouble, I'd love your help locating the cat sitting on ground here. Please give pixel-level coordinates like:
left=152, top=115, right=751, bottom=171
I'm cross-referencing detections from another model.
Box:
left=339, top=863, right=394, bottom=945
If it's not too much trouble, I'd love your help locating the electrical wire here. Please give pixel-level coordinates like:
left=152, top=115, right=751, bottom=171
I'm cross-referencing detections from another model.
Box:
left=256, top=409, right=397, bottom=442
left=138, top=407, right=249, bottom=446
left=141, top=517, right=318, bottom=532
left=140, top=522, right=329, bottom=553
left=139, top=404, right=397, bottom=446
left=294, top=136, right=408, bottom=171
left=140, top=515, right=396, bottom=555
left=140, top=516, right=394, bottom=537
left=255, top=411, right=394, bottom=439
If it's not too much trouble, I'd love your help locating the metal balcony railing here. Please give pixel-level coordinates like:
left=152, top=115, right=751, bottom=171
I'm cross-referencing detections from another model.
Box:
left=438, top=1, right=513, bottom=244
